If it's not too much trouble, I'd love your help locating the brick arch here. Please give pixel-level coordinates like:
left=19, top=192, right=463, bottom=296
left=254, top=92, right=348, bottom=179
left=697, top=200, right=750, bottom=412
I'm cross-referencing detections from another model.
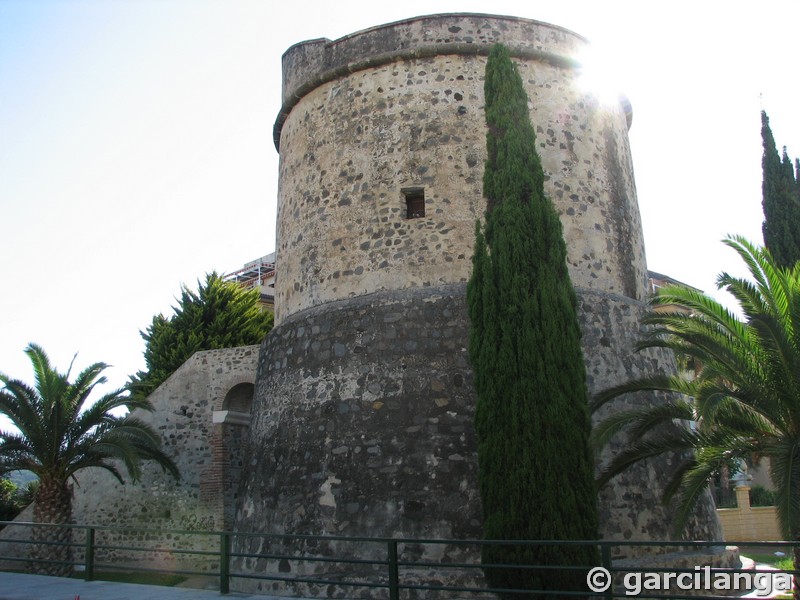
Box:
left=212, top=376, right=256, bottom=412
left=222, top=382, right=255, bottom=414
left=204, top=378, right=256, bottom=529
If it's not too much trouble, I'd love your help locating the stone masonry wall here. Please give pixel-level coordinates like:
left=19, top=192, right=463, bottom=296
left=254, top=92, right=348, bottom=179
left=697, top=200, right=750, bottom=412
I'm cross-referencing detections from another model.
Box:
left=273, top=13, right=646, bottom=324
left=235, top=285, right=480, bottom=596
left=65, top=346, right=259, bottom=571
left=578, top=290, right=723, bottom=550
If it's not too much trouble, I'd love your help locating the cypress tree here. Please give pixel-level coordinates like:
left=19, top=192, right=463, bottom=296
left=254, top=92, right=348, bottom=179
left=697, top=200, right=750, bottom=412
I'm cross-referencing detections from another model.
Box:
left=467, top=44, right=599, bottom=598
left=795, top=158, right=800, bottom=196
left=761, top=111, right=800, bottom=268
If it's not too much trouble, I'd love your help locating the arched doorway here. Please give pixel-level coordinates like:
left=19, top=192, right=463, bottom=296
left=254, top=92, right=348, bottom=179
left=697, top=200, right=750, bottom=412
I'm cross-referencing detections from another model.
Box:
left=215, top=382, right=254, bottom=529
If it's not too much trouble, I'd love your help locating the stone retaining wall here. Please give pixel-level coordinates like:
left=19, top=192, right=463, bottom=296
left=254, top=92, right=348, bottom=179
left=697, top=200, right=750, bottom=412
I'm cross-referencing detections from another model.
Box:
left=61, top=346, right=257, bottom=572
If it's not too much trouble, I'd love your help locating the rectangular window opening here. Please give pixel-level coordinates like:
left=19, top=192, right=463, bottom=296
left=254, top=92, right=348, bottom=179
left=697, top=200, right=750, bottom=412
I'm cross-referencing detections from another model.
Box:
left=403, top=188, right=425, bottom=219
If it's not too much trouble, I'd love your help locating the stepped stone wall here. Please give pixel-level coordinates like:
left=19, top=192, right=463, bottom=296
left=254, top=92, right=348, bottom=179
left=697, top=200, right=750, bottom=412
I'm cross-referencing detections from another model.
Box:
left=65, top=346, right=259, bottom=570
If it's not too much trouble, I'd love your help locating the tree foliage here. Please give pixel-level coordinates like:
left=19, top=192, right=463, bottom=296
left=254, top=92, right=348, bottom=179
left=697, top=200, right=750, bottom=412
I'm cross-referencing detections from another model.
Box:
left=761, top=111, right=800, bottom=268
left=0, top=478, right=22, bottom=524
left=128, top=272, right=273, bottom=399
left=467, top=44, right=599, bottom=597
left=592, top=236, right=800, bottom=589
left=0, top=343, right=179, bottom=574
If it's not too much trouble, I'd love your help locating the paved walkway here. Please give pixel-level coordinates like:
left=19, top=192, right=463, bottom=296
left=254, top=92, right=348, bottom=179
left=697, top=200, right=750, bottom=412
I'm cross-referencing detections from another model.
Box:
left=0, top=572, right=296, bottom=600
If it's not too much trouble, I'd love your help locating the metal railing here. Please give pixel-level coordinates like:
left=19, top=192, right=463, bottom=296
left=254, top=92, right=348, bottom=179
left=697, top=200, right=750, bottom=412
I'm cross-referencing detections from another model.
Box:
left=0, top=521, right=796, bottom=598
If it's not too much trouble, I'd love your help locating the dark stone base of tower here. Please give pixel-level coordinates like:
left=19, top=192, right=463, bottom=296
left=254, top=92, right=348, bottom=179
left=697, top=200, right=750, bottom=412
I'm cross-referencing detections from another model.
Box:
left=237, top=284, right=481, bottom=538
left=233, top=285, right=723, bottom=595
left=578, top=290, right=723, bottom=546
left=235, top=285, right=482, bottom=595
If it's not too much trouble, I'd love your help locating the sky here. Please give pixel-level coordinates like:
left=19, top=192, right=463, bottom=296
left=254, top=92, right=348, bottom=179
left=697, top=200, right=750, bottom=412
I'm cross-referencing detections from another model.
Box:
left=2, top=0, right=800, bottom=394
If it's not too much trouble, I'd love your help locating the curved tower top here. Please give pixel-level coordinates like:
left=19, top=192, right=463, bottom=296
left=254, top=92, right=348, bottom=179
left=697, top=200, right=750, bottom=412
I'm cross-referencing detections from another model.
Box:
left=272, top=13, right=644, bottom=324
left=274, top=13, right=588, bottom=148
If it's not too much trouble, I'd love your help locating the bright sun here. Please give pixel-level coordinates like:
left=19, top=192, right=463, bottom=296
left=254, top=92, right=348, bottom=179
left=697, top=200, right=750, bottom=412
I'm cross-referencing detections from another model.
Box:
left=574, top=41, right=629, bottom=107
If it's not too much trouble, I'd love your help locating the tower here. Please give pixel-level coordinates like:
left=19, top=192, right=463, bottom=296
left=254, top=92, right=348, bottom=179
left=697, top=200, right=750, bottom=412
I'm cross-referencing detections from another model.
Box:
left=234, top=13, right=722, bottom=591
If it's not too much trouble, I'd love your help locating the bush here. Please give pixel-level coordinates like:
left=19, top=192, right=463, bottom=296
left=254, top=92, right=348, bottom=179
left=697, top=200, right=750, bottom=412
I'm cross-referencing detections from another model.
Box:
left=0, top=478, right=26, bottom=525
left=750, top=485, right=777, bottom=506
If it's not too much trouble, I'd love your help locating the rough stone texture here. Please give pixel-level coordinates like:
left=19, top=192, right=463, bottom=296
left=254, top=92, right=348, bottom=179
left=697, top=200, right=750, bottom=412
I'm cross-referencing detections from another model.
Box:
left=235, top=286, right=483, bottom=596
left=62, top=346, right=260, bottom=571
left=233, top=13, right=724, bottom=595
left=272, top=13, right=645, bottom=324
left=239, top=285, right=479, bottom=536
left=579, top=291, right=723, bottom=550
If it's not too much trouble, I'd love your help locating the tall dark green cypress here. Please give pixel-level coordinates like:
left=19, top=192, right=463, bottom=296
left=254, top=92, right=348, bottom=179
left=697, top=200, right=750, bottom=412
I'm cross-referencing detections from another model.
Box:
left=467, top=44, right=598, bottom=598
left=761, top=111, right=800, bottom=268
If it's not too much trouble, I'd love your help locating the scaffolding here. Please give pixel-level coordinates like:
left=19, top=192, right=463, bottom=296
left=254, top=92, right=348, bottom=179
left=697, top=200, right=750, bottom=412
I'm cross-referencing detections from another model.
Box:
left=224, top=254, right=276, bottom=293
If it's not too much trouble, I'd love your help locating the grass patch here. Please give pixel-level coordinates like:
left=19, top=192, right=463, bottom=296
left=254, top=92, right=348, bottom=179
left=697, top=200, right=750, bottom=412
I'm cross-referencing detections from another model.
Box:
left=71, top=570, right=186, bottom=587
left=744, top=552, right=786, bottom=565
left=739, top=546, right=795, bottom=568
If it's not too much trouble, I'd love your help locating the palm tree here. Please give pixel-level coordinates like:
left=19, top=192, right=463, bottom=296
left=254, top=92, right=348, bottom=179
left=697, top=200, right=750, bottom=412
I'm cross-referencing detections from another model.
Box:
left=592, top=236, right=800, bottom=587
left=0, top=343, right=179, bottom=576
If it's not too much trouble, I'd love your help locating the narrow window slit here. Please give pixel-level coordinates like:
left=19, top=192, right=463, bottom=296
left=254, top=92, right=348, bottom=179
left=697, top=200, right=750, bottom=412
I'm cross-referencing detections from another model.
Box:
left=403, top=187, right=425, bottom=219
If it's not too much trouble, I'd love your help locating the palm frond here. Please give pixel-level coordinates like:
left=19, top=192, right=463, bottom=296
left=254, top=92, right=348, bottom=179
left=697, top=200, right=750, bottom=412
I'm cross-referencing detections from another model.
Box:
left=593, top=236, right=800, bottom=540
left=670, top=459, right=721, bottom=535
left=0, top=343, right=181, bottom=508
left=765, top=440, right=800, bottom=537
left=592, top=375, right=696, bottom=413
left=591, top=400, right=695, bottom=451
left=0, top=379, right=44, bottom=443
left=68, top=458, right=126, bottom=485
left=596, top=426, right=700, bottom=488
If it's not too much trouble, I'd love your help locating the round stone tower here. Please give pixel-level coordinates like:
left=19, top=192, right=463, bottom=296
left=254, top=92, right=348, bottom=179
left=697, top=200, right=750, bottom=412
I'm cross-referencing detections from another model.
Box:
left=235, top=13, right=722, bottom=591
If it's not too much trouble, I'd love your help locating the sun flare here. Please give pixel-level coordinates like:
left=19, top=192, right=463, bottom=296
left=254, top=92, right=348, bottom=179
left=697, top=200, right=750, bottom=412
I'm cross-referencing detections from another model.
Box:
left=575, top=42, right=629, bottom=108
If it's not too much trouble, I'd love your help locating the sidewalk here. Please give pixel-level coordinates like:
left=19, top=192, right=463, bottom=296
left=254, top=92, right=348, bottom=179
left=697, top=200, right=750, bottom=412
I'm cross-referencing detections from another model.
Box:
left=0, top=572, right=295, bottom=600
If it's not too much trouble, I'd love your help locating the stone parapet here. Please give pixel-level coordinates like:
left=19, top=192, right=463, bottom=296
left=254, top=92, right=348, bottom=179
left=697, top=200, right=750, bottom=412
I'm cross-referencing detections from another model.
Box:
left=276, top=13, right=587, bottom=148
left=278, top=14, right=585, bottom=104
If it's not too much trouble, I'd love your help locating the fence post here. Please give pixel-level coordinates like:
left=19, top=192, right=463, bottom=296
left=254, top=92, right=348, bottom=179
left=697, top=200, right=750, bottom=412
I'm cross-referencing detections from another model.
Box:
left=219, top=532, right=230, bottom=594
left=601, top=544, right=612, bottom=600
left=84, top=527, right=95, bottom=582
left=387, top=540, right=399, bottom=600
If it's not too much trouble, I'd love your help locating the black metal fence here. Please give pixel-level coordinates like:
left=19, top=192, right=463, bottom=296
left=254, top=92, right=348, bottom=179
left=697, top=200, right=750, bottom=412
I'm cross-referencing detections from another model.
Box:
left=0, top=521, right=796, bottom=599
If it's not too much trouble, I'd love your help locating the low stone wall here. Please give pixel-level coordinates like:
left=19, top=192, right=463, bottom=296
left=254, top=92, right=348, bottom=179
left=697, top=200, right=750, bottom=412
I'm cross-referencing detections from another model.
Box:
left=0, top=504, right=34, bottom=571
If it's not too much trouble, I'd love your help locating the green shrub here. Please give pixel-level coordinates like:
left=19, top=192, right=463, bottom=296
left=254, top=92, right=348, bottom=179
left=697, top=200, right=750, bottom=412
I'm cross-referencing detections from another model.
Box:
left=750, top=485, right=777, bottom=506
left=0, top=478, right=28, bottom=526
